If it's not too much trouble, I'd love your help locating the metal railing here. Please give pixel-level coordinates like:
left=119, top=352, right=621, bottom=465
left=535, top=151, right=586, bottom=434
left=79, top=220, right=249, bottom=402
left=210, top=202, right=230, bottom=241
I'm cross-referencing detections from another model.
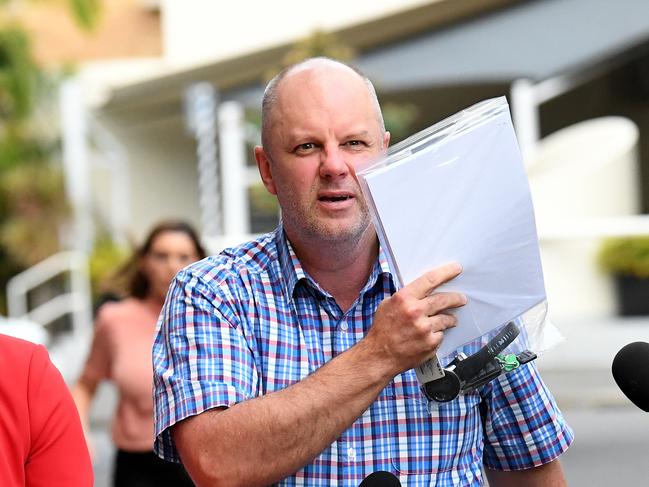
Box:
left=6, top=251, right=93, bottom=342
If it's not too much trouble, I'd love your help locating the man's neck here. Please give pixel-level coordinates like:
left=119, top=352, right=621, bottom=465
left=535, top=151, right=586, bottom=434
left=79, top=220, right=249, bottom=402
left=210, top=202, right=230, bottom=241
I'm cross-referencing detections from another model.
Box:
left=287, top=228, right=379, bottom=312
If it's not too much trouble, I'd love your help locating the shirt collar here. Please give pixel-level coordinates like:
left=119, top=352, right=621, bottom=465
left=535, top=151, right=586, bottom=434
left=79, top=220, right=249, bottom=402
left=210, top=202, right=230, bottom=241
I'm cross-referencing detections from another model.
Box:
left=275, top=225, right=395, bottom=303
left=377, top=246, right=392, bottom=276
left=275, top=227, right=308, bottom=303
left=359, top=246, right=393, bottom=295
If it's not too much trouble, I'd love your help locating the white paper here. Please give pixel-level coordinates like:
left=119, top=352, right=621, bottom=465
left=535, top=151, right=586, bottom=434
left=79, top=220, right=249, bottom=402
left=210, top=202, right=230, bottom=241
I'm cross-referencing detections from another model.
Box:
left=360, top=101, right=546, bottom=358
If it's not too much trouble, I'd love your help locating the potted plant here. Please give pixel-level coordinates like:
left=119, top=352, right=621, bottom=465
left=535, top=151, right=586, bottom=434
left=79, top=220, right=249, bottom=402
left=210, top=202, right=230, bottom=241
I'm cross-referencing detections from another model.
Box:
left=598, top=236, right=649, bottom=316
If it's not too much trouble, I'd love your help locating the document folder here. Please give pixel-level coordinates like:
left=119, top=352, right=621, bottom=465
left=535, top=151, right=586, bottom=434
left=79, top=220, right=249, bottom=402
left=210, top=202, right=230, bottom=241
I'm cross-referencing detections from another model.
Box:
left=358, top=97, right=546, bottom=358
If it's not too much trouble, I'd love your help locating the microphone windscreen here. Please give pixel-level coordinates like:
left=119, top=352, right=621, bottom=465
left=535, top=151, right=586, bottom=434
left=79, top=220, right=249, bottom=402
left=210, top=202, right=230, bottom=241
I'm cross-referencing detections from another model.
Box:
left=358, top=471, right=402, bottom=486
left=612, top=341, right=649, bottom=412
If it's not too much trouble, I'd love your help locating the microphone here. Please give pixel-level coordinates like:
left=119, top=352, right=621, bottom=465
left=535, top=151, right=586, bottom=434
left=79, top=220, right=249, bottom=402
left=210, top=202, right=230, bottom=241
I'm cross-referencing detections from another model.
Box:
left=358, top=471, right=402, bottom=486
left=612, top=341, right=649, bottom=412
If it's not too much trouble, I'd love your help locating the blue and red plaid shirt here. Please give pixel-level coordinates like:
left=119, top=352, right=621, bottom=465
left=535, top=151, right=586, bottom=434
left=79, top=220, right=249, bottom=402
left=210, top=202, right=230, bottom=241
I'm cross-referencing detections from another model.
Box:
left=153, top=227, right=573, bottom=486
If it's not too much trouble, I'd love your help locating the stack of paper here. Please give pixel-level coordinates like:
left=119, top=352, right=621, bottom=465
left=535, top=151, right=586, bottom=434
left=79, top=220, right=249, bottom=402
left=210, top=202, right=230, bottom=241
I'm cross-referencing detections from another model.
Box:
left=358, top=97, right=546, bottom=358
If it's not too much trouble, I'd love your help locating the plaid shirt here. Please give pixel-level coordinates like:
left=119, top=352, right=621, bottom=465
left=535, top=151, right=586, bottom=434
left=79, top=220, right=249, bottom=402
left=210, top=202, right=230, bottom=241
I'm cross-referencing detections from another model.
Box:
left=153, top=227, right=573, bottom=486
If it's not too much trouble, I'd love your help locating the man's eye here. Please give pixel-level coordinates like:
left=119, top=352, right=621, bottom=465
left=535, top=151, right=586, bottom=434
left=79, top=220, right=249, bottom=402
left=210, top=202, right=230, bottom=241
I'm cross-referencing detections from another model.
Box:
left=344, top=140, right=367, bottom=148
left=295, top=142, right=316, bottom=153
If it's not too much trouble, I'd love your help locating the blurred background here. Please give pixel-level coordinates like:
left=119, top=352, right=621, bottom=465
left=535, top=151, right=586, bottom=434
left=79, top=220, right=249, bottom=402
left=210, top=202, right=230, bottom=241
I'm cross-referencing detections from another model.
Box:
left=1, top=0, right=649, bottom=484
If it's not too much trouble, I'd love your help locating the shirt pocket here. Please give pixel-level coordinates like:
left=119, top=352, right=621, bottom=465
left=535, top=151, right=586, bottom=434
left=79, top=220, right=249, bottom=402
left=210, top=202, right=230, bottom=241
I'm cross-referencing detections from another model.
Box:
left=386, top=371, right=483, bottom=476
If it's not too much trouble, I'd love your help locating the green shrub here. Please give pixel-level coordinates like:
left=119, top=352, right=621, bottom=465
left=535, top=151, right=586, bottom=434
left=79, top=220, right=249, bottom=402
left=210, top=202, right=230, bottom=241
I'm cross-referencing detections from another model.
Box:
left=598, top=236, right=649, bottom=278
left=88, top=239, right=129, bottom=304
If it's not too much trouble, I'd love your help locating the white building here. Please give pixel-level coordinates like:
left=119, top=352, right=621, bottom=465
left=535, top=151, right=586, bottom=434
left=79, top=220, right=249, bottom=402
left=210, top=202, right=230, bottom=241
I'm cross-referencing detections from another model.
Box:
left=11, top=0, right=649, bottom=343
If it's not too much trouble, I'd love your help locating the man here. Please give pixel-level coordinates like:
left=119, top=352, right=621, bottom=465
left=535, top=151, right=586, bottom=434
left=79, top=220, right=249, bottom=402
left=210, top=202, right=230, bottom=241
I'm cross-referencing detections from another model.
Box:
left=153, top=57, right=573, bottom=486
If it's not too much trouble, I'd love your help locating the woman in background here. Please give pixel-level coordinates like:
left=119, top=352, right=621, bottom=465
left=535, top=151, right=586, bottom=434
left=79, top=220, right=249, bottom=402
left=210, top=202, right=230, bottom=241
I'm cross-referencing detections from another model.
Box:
left=72, top=220, right=206, bottom=487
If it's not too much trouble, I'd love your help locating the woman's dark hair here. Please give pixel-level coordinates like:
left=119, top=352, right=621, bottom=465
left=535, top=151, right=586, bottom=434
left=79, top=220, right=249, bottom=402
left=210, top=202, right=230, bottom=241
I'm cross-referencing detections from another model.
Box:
left=125, top=220, right=206, bottom=299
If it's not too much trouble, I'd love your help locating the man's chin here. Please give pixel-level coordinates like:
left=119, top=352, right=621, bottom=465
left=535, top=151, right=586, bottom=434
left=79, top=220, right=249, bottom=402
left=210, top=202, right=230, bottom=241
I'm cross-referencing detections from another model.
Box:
left=309, top=219, right=371, bottom=243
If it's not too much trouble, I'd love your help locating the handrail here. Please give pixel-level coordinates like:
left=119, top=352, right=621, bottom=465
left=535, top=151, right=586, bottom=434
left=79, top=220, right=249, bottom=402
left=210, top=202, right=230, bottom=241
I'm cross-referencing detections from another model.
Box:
left=6, top=251, right=93, bottom=340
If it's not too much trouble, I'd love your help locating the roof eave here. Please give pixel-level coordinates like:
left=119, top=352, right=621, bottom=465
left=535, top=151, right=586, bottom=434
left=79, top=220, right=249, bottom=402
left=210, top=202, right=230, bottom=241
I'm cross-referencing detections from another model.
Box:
left=101, top=0, right=526, bottom=114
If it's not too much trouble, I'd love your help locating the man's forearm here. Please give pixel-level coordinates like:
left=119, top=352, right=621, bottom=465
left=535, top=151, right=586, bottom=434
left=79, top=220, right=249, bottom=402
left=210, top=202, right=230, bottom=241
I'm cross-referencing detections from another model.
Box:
left=485, top=459, right=568, bottom=487
left=174, top=338, right=395, bottom=487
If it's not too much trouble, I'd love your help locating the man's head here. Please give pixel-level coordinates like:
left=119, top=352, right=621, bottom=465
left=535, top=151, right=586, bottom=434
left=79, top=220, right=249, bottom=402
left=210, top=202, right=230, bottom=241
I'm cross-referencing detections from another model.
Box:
left=261, top=58, right=386, bottom=153
left=255, top=57, right=390, bottom=248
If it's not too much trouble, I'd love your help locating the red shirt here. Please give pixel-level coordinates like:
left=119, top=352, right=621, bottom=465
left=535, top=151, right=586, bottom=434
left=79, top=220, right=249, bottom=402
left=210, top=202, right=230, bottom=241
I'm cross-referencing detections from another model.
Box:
left=0, top=334, right=93, bottom=487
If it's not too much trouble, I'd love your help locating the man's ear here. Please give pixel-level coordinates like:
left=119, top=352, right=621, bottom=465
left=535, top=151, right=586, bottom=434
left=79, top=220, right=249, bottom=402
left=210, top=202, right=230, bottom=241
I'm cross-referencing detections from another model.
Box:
left=254, top=146, right=277, bottom=195
left=383, top=130, right=391, bottom=150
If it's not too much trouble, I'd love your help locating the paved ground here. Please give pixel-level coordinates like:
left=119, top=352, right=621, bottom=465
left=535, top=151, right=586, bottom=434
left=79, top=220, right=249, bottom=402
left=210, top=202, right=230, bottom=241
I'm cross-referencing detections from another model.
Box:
left=88, top=383, right=116, bottom=487
left=560, top=404, right=649, bottom=485
left=534, top=315, right=649, bottom=485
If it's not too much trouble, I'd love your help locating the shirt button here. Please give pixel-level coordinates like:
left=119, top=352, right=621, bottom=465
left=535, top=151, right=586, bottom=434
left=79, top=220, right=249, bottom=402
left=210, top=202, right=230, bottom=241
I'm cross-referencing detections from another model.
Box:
left=347, top=446, right=356, bottom=460
left=340, top=321, right=348, bottom=331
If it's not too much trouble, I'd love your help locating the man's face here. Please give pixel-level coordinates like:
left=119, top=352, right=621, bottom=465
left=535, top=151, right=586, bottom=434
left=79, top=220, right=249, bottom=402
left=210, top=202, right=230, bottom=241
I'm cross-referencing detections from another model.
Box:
left=256, top=66, right=389, bottom=246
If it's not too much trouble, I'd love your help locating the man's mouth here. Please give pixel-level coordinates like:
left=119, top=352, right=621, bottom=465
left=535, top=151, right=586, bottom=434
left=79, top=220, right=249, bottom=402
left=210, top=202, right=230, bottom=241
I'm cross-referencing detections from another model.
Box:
left=319, top=194, right=353, bottom=202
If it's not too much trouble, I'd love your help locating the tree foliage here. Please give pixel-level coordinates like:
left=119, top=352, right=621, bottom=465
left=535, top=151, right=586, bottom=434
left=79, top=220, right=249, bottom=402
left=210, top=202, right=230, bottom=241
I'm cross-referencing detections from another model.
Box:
left=280, top=29, right=355, bottom=67
left=66, top=0, right=102, bottom=31
left=0, top=0, right=101, bottom=313
left=0, top=26, right=36, bottom=122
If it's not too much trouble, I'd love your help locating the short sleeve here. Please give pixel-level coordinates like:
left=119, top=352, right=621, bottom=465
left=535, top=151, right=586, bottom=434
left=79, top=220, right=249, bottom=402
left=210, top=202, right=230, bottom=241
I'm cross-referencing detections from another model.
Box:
left=77, top=305, right=113, bottom=385
left=152, top=268, right=259, bottom=462
left=26, top=345, right=93, bottom=487
left=480, top=361, right=574, bottom=470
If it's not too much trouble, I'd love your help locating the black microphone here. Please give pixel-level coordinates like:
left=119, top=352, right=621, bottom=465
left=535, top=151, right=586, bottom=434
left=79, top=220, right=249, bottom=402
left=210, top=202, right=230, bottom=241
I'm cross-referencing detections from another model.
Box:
left=358, top=471, right=402, bottom=486
left=612, top=341, right=649, bottom=412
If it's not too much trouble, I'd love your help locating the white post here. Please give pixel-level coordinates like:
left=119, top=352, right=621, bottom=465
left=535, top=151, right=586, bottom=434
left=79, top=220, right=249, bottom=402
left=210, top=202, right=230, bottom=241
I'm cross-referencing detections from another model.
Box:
left=184, top=82, right=222, bottom=238
left=510, top=78, right=540, bottom=165
left=60, top=78, right=94, bottom=252
left=88, top=119, right=131, bottom=247
left=219, top=102, right=250, bottom=236
left=68, top=252, right=93, bottom=342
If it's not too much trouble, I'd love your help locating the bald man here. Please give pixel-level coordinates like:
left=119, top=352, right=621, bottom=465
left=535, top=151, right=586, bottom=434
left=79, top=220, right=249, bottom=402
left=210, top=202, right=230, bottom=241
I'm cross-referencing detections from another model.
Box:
left=153, top=58, right=573, bottom=486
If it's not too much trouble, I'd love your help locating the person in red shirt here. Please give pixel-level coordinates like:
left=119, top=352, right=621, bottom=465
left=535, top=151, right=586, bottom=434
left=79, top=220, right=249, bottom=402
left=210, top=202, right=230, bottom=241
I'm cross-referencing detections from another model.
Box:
left=0, top=333, right=93, bottom=487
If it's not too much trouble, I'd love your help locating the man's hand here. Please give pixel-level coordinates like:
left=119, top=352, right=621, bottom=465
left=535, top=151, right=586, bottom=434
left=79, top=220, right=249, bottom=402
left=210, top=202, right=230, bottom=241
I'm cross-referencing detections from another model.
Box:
left=365, top=262, right=467, bottom=376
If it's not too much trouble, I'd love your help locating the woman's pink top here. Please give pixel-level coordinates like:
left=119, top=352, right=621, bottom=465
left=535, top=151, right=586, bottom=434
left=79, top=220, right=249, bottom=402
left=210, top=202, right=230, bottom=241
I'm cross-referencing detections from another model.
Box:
left=79, top=297, right=161, bottom=452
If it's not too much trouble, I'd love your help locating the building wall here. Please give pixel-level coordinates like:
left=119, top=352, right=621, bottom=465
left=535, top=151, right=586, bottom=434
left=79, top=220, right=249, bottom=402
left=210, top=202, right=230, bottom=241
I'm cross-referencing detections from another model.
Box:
left=98, top=113, right=202, bottom=242
left=160, top=0, right=439, bottom=68
left=19, top=0, right=162, bottom=66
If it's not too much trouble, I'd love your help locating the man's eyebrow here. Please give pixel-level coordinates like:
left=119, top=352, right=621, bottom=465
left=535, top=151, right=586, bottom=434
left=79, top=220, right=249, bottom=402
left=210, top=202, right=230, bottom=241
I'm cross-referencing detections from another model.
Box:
left=344, top=130, right=372, bottom=139
left=282, top=129, right=374, bottom=146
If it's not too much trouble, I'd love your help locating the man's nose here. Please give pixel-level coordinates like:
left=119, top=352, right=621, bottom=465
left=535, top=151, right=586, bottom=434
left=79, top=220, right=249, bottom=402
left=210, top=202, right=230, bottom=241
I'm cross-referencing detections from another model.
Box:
left=319, top=145, right=349, bottom=180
